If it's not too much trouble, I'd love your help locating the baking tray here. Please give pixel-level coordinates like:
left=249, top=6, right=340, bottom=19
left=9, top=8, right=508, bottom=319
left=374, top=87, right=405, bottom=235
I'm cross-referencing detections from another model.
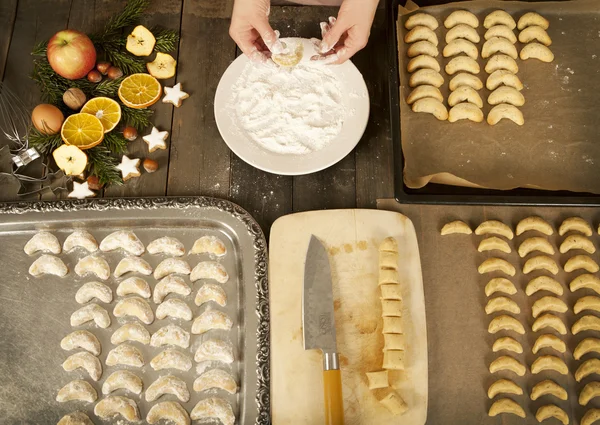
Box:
left=386, top=0, right=600, bottom=206
left=0, top=197, right=269, bottom=424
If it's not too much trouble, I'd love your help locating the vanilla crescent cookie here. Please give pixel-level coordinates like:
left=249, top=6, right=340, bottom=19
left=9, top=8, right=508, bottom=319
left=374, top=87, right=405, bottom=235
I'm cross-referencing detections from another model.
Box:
left=482, top=37, right=518, bottom=59
left=190, top=235, right=227, bottom=257
left=488, top=398, right=525, bottom=418
left=154, top=275, right=192, bottom=304
left=444, top=10, right=479, bottom=29
left=114, top=256, right=152, bottom=278
left=57, top=412, right=95, bottom=425
left=484, top=25, right=517, bottom=43
left=194, top=339, right=234, bottom=363
left=56, top=380, right=97, bottom=403
left=191, top=261, right=229, bottom=283
left=559, top=217, right=592, bottom=236
left=488, top=86, right=525, bottom=107
left=536, top=405, right=568, bottom=425
left=63, top=230, right=98, bottom=253
left=146, top=375, right=190, bottom=403
left=485, top=54, right=519, bottom=74
left=406, top=85, right=443, bottom=105
left=518, top=237, right=555, bottom=257
left=531, top=379, right=568, bottom=401
left=485, top=278, right=517, bottom=296
left=407, top=55, right=441, bottom=73
left=191, top=398, right=235, bottom=425
left=443, top=39, right=479, bottom=60
left=532, top=296, right=568, bottom=318
left=576, top=358, right=600, bottom=382
left=106, top=343, right=145, bottom=368
left=75, top=255, right=110, bottom=280
left=62, top=351, right=102, bottom=381
left=486, top=70, right=523, bottom=91
left=407, top=40, right=439, bottom=58
left=532, top=334, right=566, bottom=354
left=409, top=68, right=444, bottom=87
left=576, top=340, right=600, bottom=364
left=71, top=303, right=111, bottom=328
left=75, top=281, right=112, bottom=304
left=485, top=296, right=520, bottom=315
left=29, top=254, right=68, bottom=277
left=560, top=234, right=596, bottom=254
left=195, top=283, right=228, bottom=307
left=411, top=98, right=448, bottom=121
left=487, top=104, right=524, bottom=126
left=116, top=276, right=152, bottom=299
left=488, top=315, right=525, bottom=334
left=446, top=24, right=480, bottom=43
left=517, top=12, right=549, bottom=30
left=570, top=274, right=600, bottom=294
left=154, top=258, right=191, bottom=280
left=440, top=220, right=472, bottom=235
left=523, top=255, right=559, bottom=275
left=193, top=369, right=238, bottom=394
left=151, top=324, right=190, bottom=349
left=489, top=355, right=526, bottom=376
left=147, top=236, right=185, bottom=257
left=111, top=322, right=151, bottom=345
left=102, top=370, right=143, bottom=395
left=191, top=310, right=233, bottom=334
left=582, top=409, right=600, bottom=425
left=484, top=10, right=516, bottom=29
left=565, top=255, right=599, bottom=273
left=532, top=313, right=567, bottom=335
left=475, top=220, right=513, bottom=239
left=147, top=401, right=191, bottom=425
left=531, top=355, right=568, bottom=374
left=150, top=349, right=193, bottom=372
left=448, top=86, right=483, bottom=108
left=113, top=296, right=154, bottom=325
left=100, top=230, right=144, bottom=256
left=449, top=73, right=483, bottom=91
left=492, top=336, right=523, bottom=354
left=61, top=330, right=101, bottom=356
left=404, top=25, right=438, bottom=46
left=445, top=56, right=480, bottom=75
left=24, top=231, right=61, bottom=255
left=580, top=381, right=600, bottom=406
left=525, top=276, right=563, bottom=296
left=405, top=13, right=438, bottom=31
left=478, top=258, right=516, bottom=276
left=519, top=25, right=552, bottom=46
left=575, top=297, right=600, bottom=315
left=94, top=396, right=140, bottom=422
left=487, top=379, right=522, bottom=399
left=156, top=298, right=193, bottom=321
left=573, top=315, right=600, bottom=335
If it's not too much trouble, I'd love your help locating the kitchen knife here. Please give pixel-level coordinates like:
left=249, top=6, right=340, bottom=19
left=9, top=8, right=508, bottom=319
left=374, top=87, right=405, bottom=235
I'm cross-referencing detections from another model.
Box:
left=303, top=235, right=344, bottom=425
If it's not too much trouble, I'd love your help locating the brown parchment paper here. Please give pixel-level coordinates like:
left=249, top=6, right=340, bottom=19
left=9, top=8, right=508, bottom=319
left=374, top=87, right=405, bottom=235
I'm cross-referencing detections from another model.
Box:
left=397, top=0, right=600, bottom=193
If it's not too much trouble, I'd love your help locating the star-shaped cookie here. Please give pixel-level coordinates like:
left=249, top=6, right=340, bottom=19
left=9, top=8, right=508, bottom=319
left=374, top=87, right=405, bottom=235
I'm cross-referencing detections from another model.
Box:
left=68, top=181, right=96, bottom=199
left=117, top=155, right=141, bottom=181
left=162, top=82, right=189, bottom=107
left=142, top=127, right=169, bottom=153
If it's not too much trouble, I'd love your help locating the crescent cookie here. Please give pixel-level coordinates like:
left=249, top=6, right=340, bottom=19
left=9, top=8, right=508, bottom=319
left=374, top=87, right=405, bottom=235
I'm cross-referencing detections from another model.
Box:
left=443, top=39, right=478, bottom=60
left=485, top=278, right=517, bottom=296
left=576, top=358, right=600, bottom=382
left=114, top=256, right=152, bottom=278
left=449, top=73, right=483, bottom=91
left=70, top=303, right=111, bottom=328
left=445, top=24, right=480, bottom=43
left=74, top=255, right=110, bottom=280
left=404, top=25, right=438, bottom=45
left=582, top=409, right=600, bottom=425
left=111, top=322, right=151, bottom=345
left=56, top=380, right=97, bottom=403
left=478, top=257, right=516, bottom=276
left=519, top=25, right=552, bottom=46
left=405, top=13, right=438, bottom=31
left=575, top=296, right=600, bottom=315
left=560, top=235, right=595, bottom=254
left=575, top=338, right=600, bottom=360
left=523, top=255, right=559, bottom=275
left=478, top=236, right=511, bottom=254
left=29, top=254, right=68, bottom=277
left=532, top=313, right=566, bottom=335
left=475, top=220, right=513, bottom=239
left=24, top=231, right=61, bottom=255
left=147, top=236, right=185, bottom=257
left=154, top=275, right=192, bottom=304
left=411, top=98, right=448, bottom=121
left=487, top=104, right=524, bottom=126
left=116, top=276, right=152, bottom=299
left=147, top=401, right=191, bottom=425
left=409, top=69, right=444, bottom=88
left=407, top=55, right=441, bottom=73
left=525, top=276, right=563, bottom=296
left=194, top=368, right=238, bottom=394
left=485, top=296, right=520, bottom=315
left=565, top=255, right=599, bottom=273
left=190, top=261, right=229, bottom=283
left=195, top=283, right=227, bottom=307
left=484, top=10, right=516, bottom=29
left=63, top=230, right=98, bottom=253
left=190, top=235, right=227, bottom=257
left=62, top=351, right=102, bottom=381
left=559, top=217, right=592, bottom=236
left=100, top=230, right=144, bottom=256
left=488, top=86, right=525, bottom=107
left=445, top=56, right=480, bottom=75
left=571, top=274, right=600, bottom=295
left=482, top=37, right=518, bottom=59
left=191, top=398, right=235, bottom=425
left=488, top=398, right=525, bottom=418
left=94, top=396, right=140, bottom=422
left=531, top=380, right=568, bottom=401
left=194, top=339, right=234, bottom=364
left=531, top=355, right=568, bottom=375
left=487, top=378, right=522, bottom=398
left=448, top=86, right=483, bottom=108
left=444, top=10, right=479, bottom=29
left=488, top=315, right=525, bottom=334
left=448, top=103, right=484, bottom=123
left=492, top=336, right=523, bottom=354
left=113, top=297, right=154, bottom=325
left=192, top=310, right=233, bottom=334
left=61, top=330, right=101, bottom=356
left=156, top=298, right=193, bottom=321
left=518, top=237, right=555, bottom=257
left=407, top=86, right=443, bottom=105
left=532, top=334, right=566, bottom=354
left=517, top=12, right=549, bottom=30
left=580, top=382, right=600, bottom=406
left=489, top=355, right=526, bottom=376
left=106, top=343, right=144, bottom=368
left=154, top=258, right=191, bottom=280
left=531, top=296, right=568, bottom=318
left=75, top=281, right=113, bottom=304
left=485, top=54, right=519, bottom=74
left=407, top=40, right=439, bottom=58
left=484, top=25, right=517, bottom=43
left=102, top=370, right=143, bottom=395
left=151, top=324, right=191, bottom=349
left=520, top=42, right=554, bottom=62
left=150, top=349, right=193, bottom=372
left=145, top=375, right=190, bottom=403
left=535, top=405, right=569, bottom=425
left=486, top=70, right=523, bottom=91
left=57, top=412, right=95, bottom=425
left=573, top=316, right=600, bottom=335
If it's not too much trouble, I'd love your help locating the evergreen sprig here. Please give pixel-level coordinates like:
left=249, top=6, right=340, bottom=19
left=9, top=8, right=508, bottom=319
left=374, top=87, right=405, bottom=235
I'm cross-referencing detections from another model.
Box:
left=28, top=129, right=62, bottom=155
left=103, top=50, right=146, bottom=75
left=102, top=132, right=128, bottom=155
left=121, top=105, right=153, bottom=130
left=152, top=28, right=180, bottom=53
left=87, top=145, right=123, bottom=186
left=93, top=0, right=150, bottom=41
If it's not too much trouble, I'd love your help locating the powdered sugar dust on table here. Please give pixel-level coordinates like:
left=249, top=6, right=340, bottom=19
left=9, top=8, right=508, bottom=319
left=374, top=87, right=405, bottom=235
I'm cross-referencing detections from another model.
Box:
left=214, top=38, right=370, bottom=176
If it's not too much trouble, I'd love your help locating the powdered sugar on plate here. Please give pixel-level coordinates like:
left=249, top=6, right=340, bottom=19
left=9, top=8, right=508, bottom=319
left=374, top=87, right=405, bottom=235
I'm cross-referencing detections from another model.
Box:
left=230, top=40, right=345, bottom=155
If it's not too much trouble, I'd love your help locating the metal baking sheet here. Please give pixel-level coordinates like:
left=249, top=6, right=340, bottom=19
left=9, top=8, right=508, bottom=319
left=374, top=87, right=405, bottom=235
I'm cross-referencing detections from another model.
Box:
left=0, top=197, right=269, bottom=424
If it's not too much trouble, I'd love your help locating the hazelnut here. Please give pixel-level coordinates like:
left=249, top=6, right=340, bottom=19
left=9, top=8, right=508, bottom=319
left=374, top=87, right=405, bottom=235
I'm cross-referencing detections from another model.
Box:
left=96, top=61, right=111, bottom=75
left=87, top=175, right=104, bottom=190
left=123, top=126, right=138, bottom=141
left=143, top=158, right=158, bottom=173
left=107, top=66, right=123, bottom=80
left=63, top=88, right=86, bottom=110
left=87, top=70, right=102, bottom=83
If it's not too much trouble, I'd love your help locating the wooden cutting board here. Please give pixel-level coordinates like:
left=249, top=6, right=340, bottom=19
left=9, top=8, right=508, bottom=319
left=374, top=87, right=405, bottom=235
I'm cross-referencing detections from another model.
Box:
left=269, top=209, right=428, bottom=425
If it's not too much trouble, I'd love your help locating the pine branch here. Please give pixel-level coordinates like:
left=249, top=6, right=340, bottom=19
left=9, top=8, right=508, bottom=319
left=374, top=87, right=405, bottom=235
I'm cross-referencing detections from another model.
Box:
left=91, top=77, right=124, bottom=98
left=104, top=50, right=145, bottom=75
left=32, top=41, right=48, bottom=56
left=28, top=129, right=63, bottom=156
left=152, top=28, right=180, bottom=53
left=102, top=132, right=128, bottom=155
left=121, top=105, right=153, bottom=130
left=92, top=0, right=150, bottom=41
left=87, top=145, right=123, bottom=186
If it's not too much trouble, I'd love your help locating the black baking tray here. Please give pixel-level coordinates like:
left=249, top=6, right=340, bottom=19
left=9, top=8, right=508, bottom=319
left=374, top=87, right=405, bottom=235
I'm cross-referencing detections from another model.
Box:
left=386, top=0, right=600, bottom=206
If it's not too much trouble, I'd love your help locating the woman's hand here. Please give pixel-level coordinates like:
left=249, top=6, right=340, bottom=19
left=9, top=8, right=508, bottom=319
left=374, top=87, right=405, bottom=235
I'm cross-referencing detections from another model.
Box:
left=229, top=0, right=286, bottom=62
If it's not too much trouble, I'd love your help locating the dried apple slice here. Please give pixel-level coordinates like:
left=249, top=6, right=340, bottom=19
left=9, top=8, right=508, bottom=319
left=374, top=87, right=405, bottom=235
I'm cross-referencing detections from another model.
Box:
left=52, top=144, right=88, bottom=176
left=126, top=25, right=156, bottom=56
left=147, top=53, right=177, bottom=79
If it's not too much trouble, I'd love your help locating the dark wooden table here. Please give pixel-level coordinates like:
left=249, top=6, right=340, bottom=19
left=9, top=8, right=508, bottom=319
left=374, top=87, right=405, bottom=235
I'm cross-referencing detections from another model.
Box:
left=0, top=0, right=394, bottom=236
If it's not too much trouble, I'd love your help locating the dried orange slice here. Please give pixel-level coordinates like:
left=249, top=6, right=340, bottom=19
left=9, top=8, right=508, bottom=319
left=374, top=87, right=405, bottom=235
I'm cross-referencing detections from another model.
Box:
left=60, top=113, right=104, bottom=150
left=118, top=73, right=162, bottom=109
left=80, top=97, right=122, bottom=133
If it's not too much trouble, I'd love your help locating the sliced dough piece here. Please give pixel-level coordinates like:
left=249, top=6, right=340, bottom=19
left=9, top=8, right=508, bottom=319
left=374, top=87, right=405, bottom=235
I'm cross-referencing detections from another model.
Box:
left=485, top=296, right=520, bottom=314
left=520, top=42, right=554, bottom=62
left=409, top=68, right=444, bottom=88
left=532, top=296, right=568, bottom=318
left=441, top=220, right=472, bottom=235
left=478, top=236, right=510, bottom=253
left=151, top=349, right=193, bottom=371
left=190, top=235, right=227, bottom=257
left=445, top=56, right=480, bottom=75
left=75, top=281, right=112, bottom=304
left=154, top=275, right=192, bottom=304
left=484, top=10, right=516, bottom=29
left=580, top=382, right=600, bottom=406
left=62, top=351, right=102, bottom=381
left=378, top=389, right=408, bottom=415
left=116, top=277, right=151, bottom=299
left=151, top=324, right=190, bottom=348
left=193, top=369, right=238, bottom=394
left=114, top=256, right=152, bottom=278
left=533, top=334, right=567, bottom=354
left=146, top=375, right=190, bottom=402
left=99, top=230, right=144, bottom=256
left=582, top=409, right=600, bottom=425
left=449, top=73, right=483, bottom=91
left=94, top=396, right=140, bottom=422
left=565, top=255, right=599, bottom=273
left=61, top=330, right=101, bottom=356
left=383, top=333, right=405, bottom=350
left=485, top=278, right=517, bottom=296
left=444, top=10, right=479, bottom=29
left=106, top=343, right=144, bottom=368
left=381, top=284, right=402, bottom=300
left=531, top=355, right=568, bottom=375
left=63, top=230, right=98, bottom=253
left=525, top=276, right=563, bottom=296
left=57, top=411, right=94, bottom=425
left=194, top=339, right=234, bottom=363
left=407, top=85, right=443, bottom=105
left=29, top=254, right=68, bottom=277
left=488, top=315, right=525, bottom=334
left=492, top=336, right=523, bottom=354
left=75, top=255, right=110, bottom=280
left=518, top=237, right=555, bottom=258
left=443, top=39, right=478, bottom=60
left=482, top=37, right=518, bottom=59
left=575, top=296, right=600, bottom=314
left=573, top=315, right=600, bottom=335
left=113, top=297, right=154, bottom=325
left=381, top=299, right=403, bottom=317
left=24, top=231, right=61, bottom=255
left=56, top=380, right=97, bottom=403
left=478, top=257, right=516, bottom=276
left=486, top=70, right=523, bottom=91
left=532, top=313, right=567, bottom=335
left=519, top=25, right=552, bottom=46
left=475, top=220, right=513, bottom=239
left=191, top=398, right=235, bottom=425
left=407, top=40, right=439, bottom=58
left=147, top=401, right=191, bottom=425
left=448, top=102, right=484, bottom=123
left=154, top=258, right=191, bottom=280
left=383, top=350, right=405, bottom=370
left=559, top=217, right=592, bottom=236
left=405, top=13, right=438, bottom=31
left=484, top=24, right=517, bottom=43
left=383, top=317, right=404, bottom=334
left=192, top=310, right=233, bottom=334
left=531, top=379, right=568, bottom=401
left=487, top=378, right=522, bottom=398
left=195, top=283, right=227, bottom=307
left=448, top=86, right=483, bottom=108
left=407, top=55, right=441, bottom=73
left=571, top=274, right=600, bottom=295
left=411, top=98, right=448, bottom=120
left=404, top=25, right=438, bottom=45
left=147, top=236, right=185, bottom=256
left=102, top=370, right=143, bottom=395
left=576, top=359, right=600, bottom=382
left=488, top=86, right=525, bottom=107
left=517, top=12, right=549, bottom=30
left=71, top=303, right=110, bottom=328
left=445, top=24, right=480, bottom=43
left=517, top=216, right=553, bottom=236
left=487, top=104, right=524, bottom=126
left=379, top=269, right=400, bottom=286
left=489, top=355, right=526, bottom=376
left=485, top=54, right=519, bottom=74
left=380, top=251, right=399, bottom=269
left=536, top=405, right=569, bottom=424
left=560, top=235, right=595, bottom=254
left=111, top=322, right=151, bottom=345
left=523, top=255, right=559, bottom=275
left=190, top=261, right=229, bottom=283
left=156, top=298, right=193, bottom=321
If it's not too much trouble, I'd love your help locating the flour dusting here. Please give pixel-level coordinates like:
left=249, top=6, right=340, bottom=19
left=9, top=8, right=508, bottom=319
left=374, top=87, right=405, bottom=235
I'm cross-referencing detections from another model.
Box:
left=231, top=58, right=345, bottom=155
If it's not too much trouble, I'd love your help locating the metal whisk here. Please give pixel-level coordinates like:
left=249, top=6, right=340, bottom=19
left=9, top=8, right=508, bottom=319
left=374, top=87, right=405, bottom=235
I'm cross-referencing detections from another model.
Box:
left=0, top=82, right=32, bottom=155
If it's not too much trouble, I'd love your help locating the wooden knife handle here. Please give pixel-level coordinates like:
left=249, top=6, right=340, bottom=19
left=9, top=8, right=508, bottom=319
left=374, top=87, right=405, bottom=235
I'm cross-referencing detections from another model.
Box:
left=323, top=369, right=344, bottom=425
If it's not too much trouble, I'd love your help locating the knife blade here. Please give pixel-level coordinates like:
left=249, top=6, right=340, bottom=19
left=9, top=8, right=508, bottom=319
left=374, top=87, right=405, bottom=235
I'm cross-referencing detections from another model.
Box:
left=303, top=235, right=344, bottom=425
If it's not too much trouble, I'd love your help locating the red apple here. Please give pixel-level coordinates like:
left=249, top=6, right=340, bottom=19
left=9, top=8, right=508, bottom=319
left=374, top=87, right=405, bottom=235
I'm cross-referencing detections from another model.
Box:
left=47, top=30, right=97, bottom=80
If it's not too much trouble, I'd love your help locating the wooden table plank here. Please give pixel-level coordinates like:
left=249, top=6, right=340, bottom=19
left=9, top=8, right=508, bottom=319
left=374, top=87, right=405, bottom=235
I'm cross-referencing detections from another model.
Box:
left=0, top=0, right=17, bottom=81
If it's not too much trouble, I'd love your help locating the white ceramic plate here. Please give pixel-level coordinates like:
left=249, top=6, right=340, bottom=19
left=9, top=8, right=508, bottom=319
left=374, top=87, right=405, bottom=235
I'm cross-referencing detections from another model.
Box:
left=214, top=38, right=370, bottom=176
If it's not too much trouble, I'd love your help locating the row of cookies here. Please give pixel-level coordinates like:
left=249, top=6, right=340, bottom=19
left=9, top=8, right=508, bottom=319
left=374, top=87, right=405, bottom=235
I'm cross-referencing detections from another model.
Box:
left=518, top=12, right=554, bottom=63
